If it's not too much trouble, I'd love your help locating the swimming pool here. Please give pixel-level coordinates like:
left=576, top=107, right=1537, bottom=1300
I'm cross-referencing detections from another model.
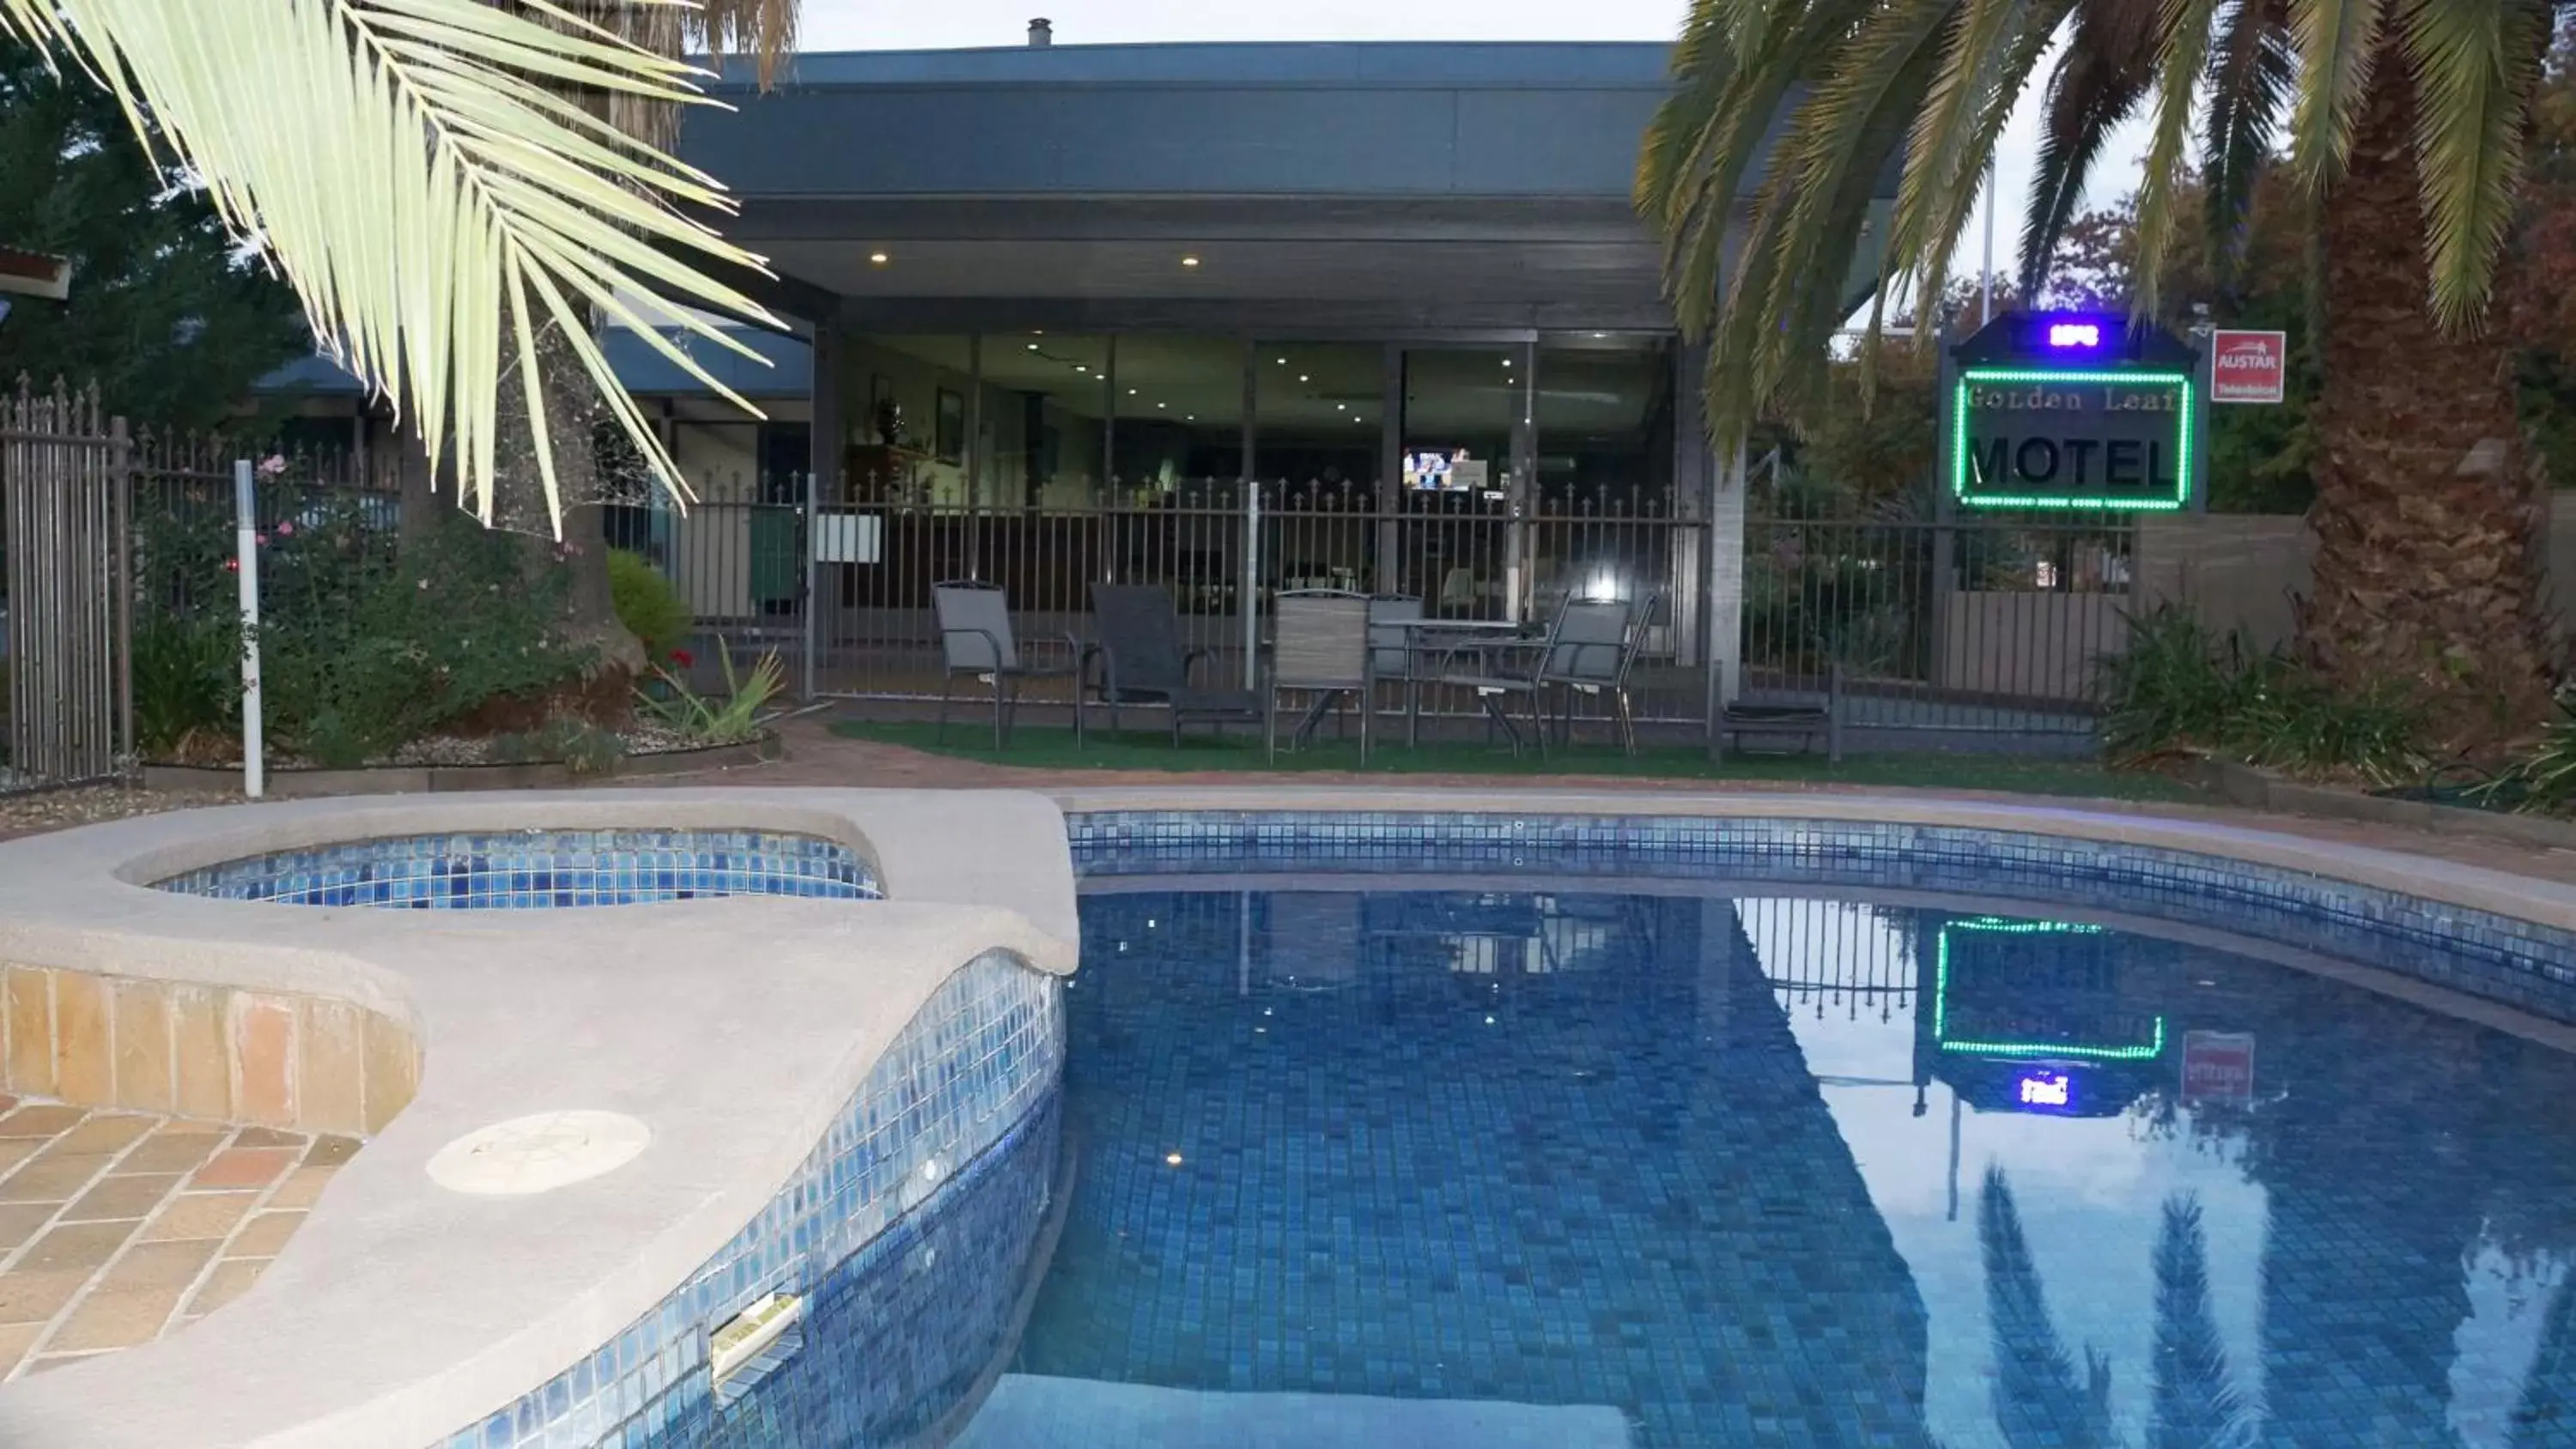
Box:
left=957, top=870, right=2576, bottom=1447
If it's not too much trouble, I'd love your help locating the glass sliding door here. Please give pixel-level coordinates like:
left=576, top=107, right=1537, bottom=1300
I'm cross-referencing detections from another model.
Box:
left=1397, top=343, right=1530, bottom=618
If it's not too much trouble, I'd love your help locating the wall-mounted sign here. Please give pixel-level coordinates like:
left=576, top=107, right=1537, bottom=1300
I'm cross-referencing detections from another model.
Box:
left=2180, top=1030, right=2255, bottom=1106
left=2210, top=330, right=2287, bottom=404
left=1943, top=312, right=2202, bottom=512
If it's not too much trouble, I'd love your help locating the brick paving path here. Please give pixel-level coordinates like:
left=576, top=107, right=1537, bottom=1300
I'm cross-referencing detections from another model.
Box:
left=0, top=1100, right=351, bottom=1379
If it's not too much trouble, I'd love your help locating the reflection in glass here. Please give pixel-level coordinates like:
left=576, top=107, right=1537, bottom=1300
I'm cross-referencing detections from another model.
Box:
left=841, top=334, right=975, bottom=506
left=1532, top=336, right=1675, bottom=621
left=975, top=332, right=1109, bottom=508
left=1107, top=335, right=1245, bottom=503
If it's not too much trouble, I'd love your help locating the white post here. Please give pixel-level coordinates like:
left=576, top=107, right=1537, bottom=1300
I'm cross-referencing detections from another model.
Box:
left=1981, top=164, right=1998, bottom=324
left=234, top=459, right=264, bottom=800
left=1242, top=480, right=1261, bottom=688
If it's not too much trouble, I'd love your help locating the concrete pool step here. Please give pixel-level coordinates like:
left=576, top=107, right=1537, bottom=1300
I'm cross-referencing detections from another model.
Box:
left=954, top=1373, right=1634, bottom=1447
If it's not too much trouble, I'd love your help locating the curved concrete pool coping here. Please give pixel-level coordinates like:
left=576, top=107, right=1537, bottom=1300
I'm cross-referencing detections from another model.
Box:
left=3, top=783, right=2575, bottom=1446
left=0, top=789, right=1078, bottom=1449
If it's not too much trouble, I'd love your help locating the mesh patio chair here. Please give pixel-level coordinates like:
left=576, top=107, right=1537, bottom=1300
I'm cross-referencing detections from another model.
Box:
left=933, top=580, right=1083, bottom=749
left=1366, top=594, right=1424, bottom=714
left=1267, top=590, right=1374, bottom=764
left=1086, top=583, right=1261, bottom=746
left=1431, top=593, right=1652, bottom=758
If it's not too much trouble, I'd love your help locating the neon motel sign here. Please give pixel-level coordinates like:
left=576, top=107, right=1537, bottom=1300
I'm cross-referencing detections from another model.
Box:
left=1944, top=315, right=2198, bottom=512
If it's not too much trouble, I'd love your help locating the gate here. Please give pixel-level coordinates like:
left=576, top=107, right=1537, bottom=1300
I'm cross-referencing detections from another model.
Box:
left=0, top=383, right=129, bottom=791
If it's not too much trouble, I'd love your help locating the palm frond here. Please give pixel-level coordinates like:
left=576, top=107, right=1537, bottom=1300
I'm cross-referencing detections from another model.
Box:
left=1642, top=0, right=1875, bottom=341
left=0, top=0, right=784, bottom=535
left=1713, top=0, right=1951, bottom=437
left=2150, top=1192, right=2251, bottom=1449
left=2018, top=5, right=2160, bottom=297
left=1979, top=1167, right=2116, bottom=1449
left=2131, top=0, right=2227, bottom=320
left=2201, top=1, right=2295, bottom=294
left=2285, top=0, right=2389, bottom=191
left=1903, top=0, right=2081, bottom=327
left=2398, top=0, right=2552, bottom=328
left=693, top=0, right=799, bottom=90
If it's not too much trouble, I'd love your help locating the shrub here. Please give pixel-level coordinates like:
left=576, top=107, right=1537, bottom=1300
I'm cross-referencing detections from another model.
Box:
left=492, top=716, right=628, bottom=775
left=2095, top=603, right=2429, bottom=787
left=254, top=512, right=592, bottom=767
left=131, top=613, right=241, bottom=759
left=2477, top=691, right=2576, bottom=813
left=637, top=636, right=784, bottom=745
left=609, top=549, right=691, bottom=664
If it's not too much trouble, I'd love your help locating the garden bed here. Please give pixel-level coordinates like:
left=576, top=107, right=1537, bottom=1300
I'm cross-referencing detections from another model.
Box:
left=139, top=729, right=782, bottom=798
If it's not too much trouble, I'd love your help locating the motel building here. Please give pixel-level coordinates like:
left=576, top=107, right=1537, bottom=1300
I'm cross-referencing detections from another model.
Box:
left=261, top=30, right=1992, bottom=718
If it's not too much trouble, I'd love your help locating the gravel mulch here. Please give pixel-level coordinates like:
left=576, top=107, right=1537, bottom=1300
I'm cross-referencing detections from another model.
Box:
left=0, top=785, right=244, bottom=844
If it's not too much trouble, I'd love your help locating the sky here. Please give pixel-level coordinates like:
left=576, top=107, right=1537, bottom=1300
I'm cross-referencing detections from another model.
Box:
left=790, top=0, right=2155, bottom=295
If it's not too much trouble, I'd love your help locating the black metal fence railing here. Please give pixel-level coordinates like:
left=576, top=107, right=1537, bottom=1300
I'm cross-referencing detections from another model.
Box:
left=1742, top=501, right=2135, bottom=737
left=92, top=453, right=2137, bottom=750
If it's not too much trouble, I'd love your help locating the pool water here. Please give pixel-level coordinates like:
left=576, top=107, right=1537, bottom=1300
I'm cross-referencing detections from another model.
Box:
left=969, top=885, right=2576, bottom=1449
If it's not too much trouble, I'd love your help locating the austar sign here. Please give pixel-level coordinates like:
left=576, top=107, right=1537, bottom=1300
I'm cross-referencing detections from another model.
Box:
left=2211, top=330, right=2287, bottom=404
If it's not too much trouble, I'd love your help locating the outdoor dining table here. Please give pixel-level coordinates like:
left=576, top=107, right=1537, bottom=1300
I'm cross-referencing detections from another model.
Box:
left=1395, top=617, right=1546, bottom=748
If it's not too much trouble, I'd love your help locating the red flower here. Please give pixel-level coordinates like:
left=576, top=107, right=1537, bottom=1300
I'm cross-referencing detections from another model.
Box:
left=669, top=648, right=695, bottom=668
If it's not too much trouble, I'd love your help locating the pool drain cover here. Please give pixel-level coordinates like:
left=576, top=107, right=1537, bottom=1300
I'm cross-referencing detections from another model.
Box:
left=427, top=1111, right=652, bottom=1196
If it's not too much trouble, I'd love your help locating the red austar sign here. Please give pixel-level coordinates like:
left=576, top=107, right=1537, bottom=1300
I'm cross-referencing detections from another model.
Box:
left=2210, top=330, right=2287, bottom=404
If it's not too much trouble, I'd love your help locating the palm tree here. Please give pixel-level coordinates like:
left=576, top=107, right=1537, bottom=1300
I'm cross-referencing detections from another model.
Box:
left=0, top=0, right=787, bottom=536
left=1980, top=1165, right=2118, bottom=1448
left=2149, top=1193, right=2248, bottom=1449
left=1642, top=2, right=2561, bottom=737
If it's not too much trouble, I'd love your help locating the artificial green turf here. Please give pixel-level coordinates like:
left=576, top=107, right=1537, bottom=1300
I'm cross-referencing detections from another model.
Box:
left=828, top=718, right=2199, bottom=803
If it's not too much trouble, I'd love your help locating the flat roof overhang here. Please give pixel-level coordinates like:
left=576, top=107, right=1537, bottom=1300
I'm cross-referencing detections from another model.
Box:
left=672, top=41, right=1892, bottom=336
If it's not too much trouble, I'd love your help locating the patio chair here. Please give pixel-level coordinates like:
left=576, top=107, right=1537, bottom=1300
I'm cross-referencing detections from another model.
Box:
left=1086, top=583, right=1261, bottom=746
left=1716, top=663, right=1844, bottom=763
left=1267, top=590, right=1374, bottom=764
left=1430, top=594, right=1651, bottom=758
left=933, top=580, right=1084, bottom=749
left=1366, top=594, right=1424, bottom=712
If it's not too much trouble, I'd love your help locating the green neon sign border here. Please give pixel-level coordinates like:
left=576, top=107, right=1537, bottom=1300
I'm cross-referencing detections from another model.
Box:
left=1948, top=367, right=2196, bottom=512
left=1931, top=920, right=2167, bottom=1062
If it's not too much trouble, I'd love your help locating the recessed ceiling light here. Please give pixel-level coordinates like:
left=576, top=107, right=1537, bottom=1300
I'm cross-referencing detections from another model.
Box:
left=1127, top=388, right=1138, bottom=396
left=1502, top=358, right=1513, bottom=367
left=1074, top=364, right=1087, bottom=372
left=1182, top=256, right=1200, bottom=268
left=1157, top=402, right=1167, bottom=409
left=1186, top=415, right=1196, bottom=421
left=1298, top=374, right=1309, bottom=383
left=1027, top=343, right=1039, bottom=351
left=1276, top=356, right=1288, bottom=365
left=1591, top=332, right=1607, bottom=339
left=868, top=251, right=889, bottom=265
left=1334, top=403, right=1346, bottom=411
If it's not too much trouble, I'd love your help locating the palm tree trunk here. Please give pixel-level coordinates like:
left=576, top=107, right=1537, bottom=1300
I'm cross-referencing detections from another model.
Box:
left=2300, top=39, right=2558, bottom=742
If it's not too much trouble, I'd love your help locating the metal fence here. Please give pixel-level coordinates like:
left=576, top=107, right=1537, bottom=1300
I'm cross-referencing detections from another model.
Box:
left=636, top=476, right=1718, bottom=726
left=636, top=471, right=2132, bottom=743
left=1742, top=488, right=2136, bottom=739
left=0, top=383, right=130, bottom=791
